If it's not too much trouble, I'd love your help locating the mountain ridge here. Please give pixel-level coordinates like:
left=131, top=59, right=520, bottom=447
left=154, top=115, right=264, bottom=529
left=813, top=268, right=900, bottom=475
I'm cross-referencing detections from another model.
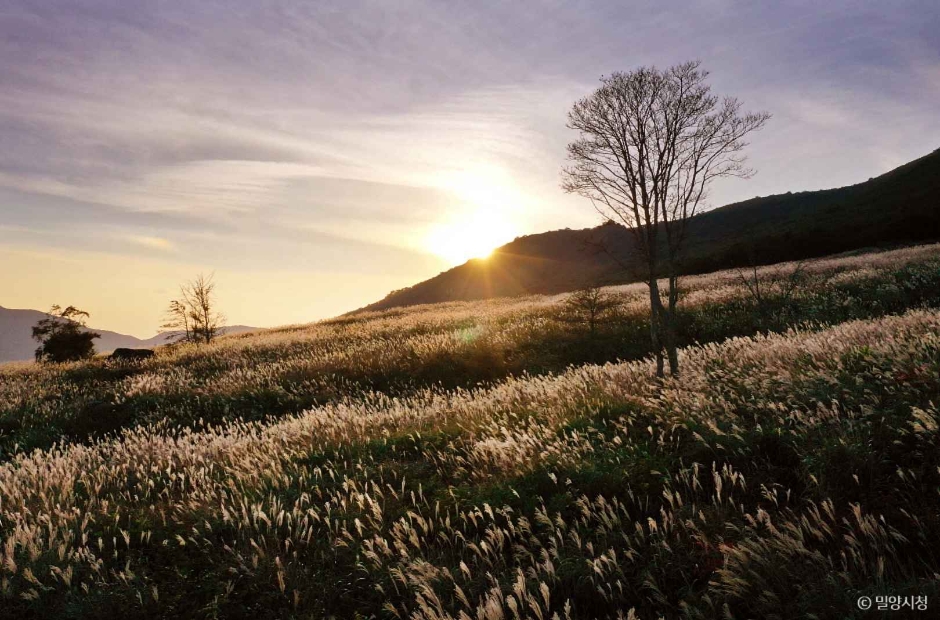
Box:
left=358, top=147, right=940, bottom=313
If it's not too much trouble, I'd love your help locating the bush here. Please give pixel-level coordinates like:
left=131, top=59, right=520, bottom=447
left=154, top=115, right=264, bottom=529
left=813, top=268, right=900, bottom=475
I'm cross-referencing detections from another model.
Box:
left=32, top=305, right=100, bottom=363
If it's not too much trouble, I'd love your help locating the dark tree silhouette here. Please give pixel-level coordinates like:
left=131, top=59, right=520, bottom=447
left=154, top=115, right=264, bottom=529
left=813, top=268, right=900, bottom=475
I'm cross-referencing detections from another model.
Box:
left=161, top=299, right=192, bottom=343
left=561, top=286, right=621, bottom=339
left=562, top=61, right=769, bottom=376
left=32, top=305, right=100, bottom=363
left=162, top=273, right=225, bottom=345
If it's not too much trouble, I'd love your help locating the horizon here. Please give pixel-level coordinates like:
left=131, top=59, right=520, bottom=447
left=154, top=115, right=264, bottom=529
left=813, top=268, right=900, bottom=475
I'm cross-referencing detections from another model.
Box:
left=2, top=1, right=939, bottom=337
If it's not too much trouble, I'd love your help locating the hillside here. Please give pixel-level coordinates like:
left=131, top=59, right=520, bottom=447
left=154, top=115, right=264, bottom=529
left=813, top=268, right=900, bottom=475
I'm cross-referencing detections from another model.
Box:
left=3, top=243, right=937, bottom=456
left=2, top=245, right=940, bottom=618
left=0, top=306, right=257, bottom=362
left=361, top=147, right=940, bottom=312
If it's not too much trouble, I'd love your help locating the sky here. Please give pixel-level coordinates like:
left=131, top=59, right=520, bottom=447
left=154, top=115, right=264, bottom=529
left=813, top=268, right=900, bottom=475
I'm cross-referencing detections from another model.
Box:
left=1, top=1, right=938, bottom=337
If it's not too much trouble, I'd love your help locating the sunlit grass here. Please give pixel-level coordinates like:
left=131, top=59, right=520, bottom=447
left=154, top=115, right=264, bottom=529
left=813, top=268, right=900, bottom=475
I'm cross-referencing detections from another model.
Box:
left=0, top=244, right=939, bottom=618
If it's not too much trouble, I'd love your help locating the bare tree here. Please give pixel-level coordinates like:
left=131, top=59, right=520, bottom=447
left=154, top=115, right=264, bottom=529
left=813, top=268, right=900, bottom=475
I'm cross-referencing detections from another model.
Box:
left=161, top=299, right=192, bottom=343
left=561, top=286, right=621, bottom=339
left=186, top=273, right=225, bottom=345
left=162, top=274, right=225, bottom=345
left=562, top=61, right=769, bottom=376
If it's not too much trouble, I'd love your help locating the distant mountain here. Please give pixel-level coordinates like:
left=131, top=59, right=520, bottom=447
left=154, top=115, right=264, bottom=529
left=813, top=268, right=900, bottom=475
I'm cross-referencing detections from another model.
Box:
left=0, top=307, right=257, bottom=363
left=360, top=147, right=940, bottom=312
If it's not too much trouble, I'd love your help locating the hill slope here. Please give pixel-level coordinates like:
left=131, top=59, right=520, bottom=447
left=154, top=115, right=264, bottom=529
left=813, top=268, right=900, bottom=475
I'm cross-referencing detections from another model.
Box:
left=0, top=306, right=256, bottom=362
left=361, top=147, right=940, bottom=312
left=3, top=245, right=940, bottom=618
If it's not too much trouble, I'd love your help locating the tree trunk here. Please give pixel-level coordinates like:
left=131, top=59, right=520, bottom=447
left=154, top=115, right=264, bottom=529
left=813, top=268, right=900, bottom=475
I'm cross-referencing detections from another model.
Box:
left=665, top=274, right=680, bottom=376
left=664, top=313, right=679, bottom=375
left=648, top=278, right=665, bottom=378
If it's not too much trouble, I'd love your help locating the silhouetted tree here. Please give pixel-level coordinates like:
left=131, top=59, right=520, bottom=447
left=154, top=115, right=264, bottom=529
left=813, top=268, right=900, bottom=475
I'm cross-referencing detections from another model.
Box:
left=161, top=299, right=192, bottom=343
left=562, top=61, right=769, bottom=376
left=162, top=274, right=225, bottom=345
left=32, top=305, right=100, bottom=363
left=561, top=286, right=621, bottom=339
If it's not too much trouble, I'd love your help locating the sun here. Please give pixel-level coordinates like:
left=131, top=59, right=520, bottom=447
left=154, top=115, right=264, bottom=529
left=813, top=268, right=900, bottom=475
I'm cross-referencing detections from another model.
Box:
left=424, top=165, right=524, bottom=264
left=425, top=209, right=517, bottom=265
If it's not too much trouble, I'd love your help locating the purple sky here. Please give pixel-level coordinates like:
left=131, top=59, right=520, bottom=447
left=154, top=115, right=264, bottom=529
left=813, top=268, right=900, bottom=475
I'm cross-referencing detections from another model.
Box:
left=1, top=1, right=938, bottom=335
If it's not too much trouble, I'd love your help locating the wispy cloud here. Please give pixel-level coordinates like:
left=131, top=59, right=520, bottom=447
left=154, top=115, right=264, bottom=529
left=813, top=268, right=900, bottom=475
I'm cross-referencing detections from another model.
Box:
left=127, top=235, right=176, bottom=252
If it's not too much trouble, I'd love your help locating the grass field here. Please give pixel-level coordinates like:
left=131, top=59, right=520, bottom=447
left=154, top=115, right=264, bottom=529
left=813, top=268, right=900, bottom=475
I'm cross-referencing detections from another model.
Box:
left=1, top=245, right=939, bottom=618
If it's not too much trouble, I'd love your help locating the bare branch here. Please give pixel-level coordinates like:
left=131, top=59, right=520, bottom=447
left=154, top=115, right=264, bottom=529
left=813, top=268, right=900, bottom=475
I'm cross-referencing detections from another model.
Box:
left=561, top=61, right=769, bottom=375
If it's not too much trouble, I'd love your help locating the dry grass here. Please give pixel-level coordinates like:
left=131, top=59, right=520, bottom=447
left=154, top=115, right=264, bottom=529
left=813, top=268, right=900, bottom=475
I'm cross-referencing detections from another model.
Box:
left=2, top=243, right=939, bottom=457
left=1, top=298, right=939, bottom=617
left=1, top=244, right=939, bottom=618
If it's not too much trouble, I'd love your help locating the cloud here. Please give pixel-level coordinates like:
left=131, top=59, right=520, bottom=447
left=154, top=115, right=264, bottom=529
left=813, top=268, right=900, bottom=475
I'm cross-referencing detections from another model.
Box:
left=127, top=236, right=175, bottom=252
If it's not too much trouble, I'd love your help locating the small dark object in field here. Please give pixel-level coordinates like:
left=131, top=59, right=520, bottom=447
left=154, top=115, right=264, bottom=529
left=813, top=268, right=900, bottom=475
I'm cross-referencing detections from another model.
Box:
left=109, top=348, right=155, bottom=362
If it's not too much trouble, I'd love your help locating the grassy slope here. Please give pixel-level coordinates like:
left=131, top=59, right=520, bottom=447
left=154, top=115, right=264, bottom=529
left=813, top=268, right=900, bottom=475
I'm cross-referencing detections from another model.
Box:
left=2, top=245, right=939, bottom=459
left=362, top=147, right=940, bottom=312
left=1, top=298, right=939, bottom=618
